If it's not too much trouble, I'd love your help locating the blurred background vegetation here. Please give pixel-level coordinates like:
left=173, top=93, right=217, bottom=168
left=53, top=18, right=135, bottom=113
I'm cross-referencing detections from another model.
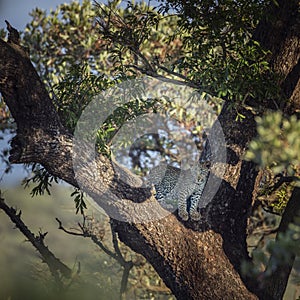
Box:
left=0, top=184, right=175, bottom=300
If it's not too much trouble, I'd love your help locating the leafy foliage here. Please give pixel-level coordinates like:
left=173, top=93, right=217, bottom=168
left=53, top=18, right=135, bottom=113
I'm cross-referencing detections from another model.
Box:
left=22, top=0, right=183, bottom=82
left=23, top=164, right=59, bottom=196
left=243, top=215, right=300, bottom=282
left=71, top=188, right=87, bottom=214
left=155, top=0, right=279, bottom=103
left=95, top=0, right=184, bottom=74
left=245, top=111, right=300, bottom=284
left=271, top=184, right=290, bottom=214
left=52, top=64, right=111, bottom=132
left=246, top=112, right=300, bottom=181
left=23, top=0, right=102, bottom=84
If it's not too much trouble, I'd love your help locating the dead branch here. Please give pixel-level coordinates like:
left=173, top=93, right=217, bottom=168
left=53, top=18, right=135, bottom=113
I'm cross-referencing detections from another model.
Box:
left=56, top=216, right=134, bottom=298
left=0, top=193, right=72, bottom=280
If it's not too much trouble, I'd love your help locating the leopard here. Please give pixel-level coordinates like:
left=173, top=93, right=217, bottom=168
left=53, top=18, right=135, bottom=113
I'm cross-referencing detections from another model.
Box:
left=147, top=161, right=210, bottom=221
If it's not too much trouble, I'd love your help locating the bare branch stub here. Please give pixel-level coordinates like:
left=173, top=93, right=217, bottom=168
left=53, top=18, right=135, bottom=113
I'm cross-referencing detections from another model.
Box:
left=5, top=20, right=20, bottom=45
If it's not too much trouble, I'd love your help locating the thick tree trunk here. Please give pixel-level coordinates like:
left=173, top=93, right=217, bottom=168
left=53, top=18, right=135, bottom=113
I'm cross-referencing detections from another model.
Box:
left=0, top=1, right=299, bottom=299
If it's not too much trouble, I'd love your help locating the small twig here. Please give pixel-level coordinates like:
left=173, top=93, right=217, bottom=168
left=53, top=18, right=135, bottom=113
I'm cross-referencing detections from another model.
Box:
left=156, top=63, right=201, bottom=87
left=125, top=64, right=200, bottom=89
left=128, top=46, right=155, bottom=73
left=56, top=217, right=87, bottom=236
left=262, top=206, right=282, bottom=216
left=90, top=233, right=119, bottom=259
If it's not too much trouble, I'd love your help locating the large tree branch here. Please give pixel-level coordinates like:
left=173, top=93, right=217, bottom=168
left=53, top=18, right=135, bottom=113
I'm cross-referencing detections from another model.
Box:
left=0, top=30, right=257, bottom=299
left=0, top=39, right=61, bottom=131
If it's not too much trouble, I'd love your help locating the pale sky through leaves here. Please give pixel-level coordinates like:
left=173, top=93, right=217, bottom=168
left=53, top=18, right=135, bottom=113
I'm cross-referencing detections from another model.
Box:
left=0, top=0, right=83, bottom=30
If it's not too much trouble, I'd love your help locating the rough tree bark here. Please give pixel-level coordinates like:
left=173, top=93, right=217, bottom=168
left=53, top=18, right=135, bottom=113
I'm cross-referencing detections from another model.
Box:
left=0, top=1, right=299, bottom=299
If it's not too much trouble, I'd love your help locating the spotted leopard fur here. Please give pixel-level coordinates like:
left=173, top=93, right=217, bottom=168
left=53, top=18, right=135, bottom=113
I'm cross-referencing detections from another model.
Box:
left=147, top=162, right=210, bottom=221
